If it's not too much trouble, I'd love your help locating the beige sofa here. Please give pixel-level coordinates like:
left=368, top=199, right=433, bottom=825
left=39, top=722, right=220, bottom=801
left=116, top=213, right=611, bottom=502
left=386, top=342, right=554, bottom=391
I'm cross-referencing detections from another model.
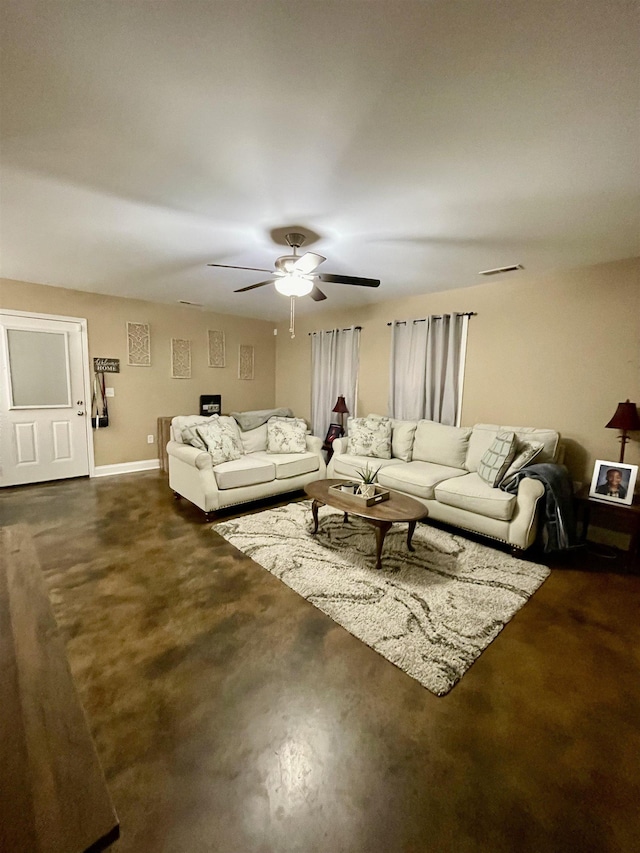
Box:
left=168, top=414, right=326, bottom=518
left=327, top=418, right=561, bottom=552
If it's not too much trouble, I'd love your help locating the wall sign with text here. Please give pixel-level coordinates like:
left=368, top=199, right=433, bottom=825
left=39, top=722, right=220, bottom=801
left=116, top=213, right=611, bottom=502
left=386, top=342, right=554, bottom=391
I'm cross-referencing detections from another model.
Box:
left=93, top=358, right=120, bottom=373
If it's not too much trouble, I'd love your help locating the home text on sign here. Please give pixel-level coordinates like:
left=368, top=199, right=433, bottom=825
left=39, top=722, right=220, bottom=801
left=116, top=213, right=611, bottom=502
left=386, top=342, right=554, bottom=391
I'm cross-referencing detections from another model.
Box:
left=93, top=358, right=120, bottom=373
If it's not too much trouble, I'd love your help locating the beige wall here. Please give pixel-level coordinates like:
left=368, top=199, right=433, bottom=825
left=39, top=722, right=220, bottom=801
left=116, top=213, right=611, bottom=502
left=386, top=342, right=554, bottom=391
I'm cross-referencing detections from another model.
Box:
left=275, top=257, right=640, bottom=484
left=4, top=257, right=639, bottom=482
left=1, top=279, right=276, bottom=466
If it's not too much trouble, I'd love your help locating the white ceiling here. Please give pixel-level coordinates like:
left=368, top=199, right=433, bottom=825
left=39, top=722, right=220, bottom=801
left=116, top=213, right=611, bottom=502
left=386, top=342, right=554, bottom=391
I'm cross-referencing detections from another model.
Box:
left=1, top=0, right=638, bottom=320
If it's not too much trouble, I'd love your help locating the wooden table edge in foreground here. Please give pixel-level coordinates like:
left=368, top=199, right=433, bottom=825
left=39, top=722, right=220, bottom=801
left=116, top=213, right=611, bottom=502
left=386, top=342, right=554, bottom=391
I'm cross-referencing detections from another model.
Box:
left=304, top=478, right=429, bottom=570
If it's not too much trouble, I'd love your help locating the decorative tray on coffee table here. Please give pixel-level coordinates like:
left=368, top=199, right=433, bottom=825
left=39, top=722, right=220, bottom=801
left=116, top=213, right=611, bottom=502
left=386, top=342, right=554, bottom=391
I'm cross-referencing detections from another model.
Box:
left=328, top=482, right=390, bottom=507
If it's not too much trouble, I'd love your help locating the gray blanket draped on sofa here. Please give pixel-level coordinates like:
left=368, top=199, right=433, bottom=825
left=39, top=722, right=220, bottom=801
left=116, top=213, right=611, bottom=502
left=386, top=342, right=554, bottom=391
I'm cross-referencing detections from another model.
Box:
left=501, top=463, right=577, bottom=552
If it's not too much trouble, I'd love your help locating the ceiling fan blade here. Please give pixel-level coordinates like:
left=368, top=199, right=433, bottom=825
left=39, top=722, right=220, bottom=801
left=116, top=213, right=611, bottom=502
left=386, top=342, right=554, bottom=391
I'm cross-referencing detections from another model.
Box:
left=293, top=252, right=326, bottom=275
left=310, top=284, right=327, bottom=301
left=318, top=273, right=380, bottom=287
left=233, top=279, right=276, bottom=293
left=208, top=263, right=273, bottom=273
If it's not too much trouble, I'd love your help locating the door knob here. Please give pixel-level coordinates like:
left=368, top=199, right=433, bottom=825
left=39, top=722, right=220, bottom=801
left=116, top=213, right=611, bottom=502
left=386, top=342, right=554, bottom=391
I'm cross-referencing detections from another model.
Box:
left=77, top=410, right=85, bottom=416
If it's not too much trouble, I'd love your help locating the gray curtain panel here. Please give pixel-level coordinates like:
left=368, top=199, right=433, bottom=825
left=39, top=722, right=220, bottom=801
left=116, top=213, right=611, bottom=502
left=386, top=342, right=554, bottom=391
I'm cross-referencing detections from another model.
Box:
left=389, top=314, right=468, bottom=425
left=311, top=327, right=360, bottom=439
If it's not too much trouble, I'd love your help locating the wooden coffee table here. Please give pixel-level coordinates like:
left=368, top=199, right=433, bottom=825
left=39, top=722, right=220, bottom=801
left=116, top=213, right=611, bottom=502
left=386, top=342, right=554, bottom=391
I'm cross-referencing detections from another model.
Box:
left=304, top=478, right=429, bottom=570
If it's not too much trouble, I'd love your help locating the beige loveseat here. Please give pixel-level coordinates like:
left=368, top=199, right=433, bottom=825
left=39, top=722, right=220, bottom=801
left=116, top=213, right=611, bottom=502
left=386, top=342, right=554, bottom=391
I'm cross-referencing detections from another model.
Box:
left=168, top=413, right=326, bottom=518
left=327, top=418, right=561, bottom=552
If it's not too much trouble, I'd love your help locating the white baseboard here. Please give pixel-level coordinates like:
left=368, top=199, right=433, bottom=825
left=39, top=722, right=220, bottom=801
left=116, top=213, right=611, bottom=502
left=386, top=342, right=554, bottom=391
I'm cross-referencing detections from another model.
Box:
left=92, top=459, right=161, bottom=478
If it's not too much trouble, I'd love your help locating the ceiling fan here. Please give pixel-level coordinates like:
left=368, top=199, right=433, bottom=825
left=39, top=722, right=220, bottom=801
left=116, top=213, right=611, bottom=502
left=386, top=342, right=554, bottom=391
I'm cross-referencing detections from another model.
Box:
left=207, top=232, right=380, bottom=302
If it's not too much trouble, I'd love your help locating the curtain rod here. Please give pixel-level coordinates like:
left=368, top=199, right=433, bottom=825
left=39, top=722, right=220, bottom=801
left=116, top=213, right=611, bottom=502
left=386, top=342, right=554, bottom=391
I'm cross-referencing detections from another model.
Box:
left=308, top=326, right=362, bottom=335
left=386, top=312, right=476, bottom=326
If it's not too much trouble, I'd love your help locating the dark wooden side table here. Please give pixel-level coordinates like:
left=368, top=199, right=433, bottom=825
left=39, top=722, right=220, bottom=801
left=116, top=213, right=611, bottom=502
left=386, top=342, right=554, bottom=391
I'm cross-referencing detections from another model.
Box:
left=574, top=485, right=640, bottom=570
left=322, top=441, right=335, bottom=462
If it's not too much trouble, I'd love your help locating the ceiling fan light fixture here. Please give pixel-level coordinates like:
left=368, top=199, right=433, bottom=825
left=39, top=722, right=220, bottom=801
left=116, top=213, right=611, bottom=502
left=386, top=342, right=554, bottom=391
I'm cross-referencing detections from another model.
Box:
left=208, top=232, right=380, bottom=302
left=274, top=274, right=313, bottom=297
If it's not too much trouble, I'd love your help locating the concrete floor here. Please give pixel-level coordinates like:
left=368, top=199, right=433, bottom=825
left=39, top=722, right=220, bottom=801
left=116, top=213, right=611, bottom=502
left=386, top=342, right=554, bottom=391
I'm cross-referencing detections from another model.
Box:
left=2, top=471, right=639, bottom=853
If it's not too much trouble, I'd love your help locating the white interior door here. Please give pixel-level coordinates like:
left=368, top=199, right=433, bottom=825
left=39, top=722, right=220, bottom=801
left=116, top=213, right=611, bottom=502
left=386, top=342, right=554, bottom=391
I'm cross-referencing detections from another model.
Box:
left=0, top=312, right=91, bottom=486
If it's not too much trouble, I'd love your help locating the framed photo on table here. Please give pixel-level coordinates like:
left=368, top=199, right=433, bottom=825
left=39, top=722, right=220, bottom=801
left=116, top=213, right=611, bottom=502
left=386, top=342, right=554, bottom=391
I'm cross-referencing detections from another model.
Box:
left=322, top=423, right=344, bottom=460
left=323, top=423, right=344, bottom=448
left=588, top=460, right=637, bottom=506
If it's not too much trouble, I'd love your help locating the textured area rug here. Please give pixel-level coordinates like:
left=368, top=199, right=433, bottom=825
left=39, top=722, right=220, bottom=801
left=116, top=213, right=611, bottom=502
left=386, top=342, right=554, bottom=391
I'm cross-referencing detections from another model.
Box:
left=213, top=501, right=550, bottom=695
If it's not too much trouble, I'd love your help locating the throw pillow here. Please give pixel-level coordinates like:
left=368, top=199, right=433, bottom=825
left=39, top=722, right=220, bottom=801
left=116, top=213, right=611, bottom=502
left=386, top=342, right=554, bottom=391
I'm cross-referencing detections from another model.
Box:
left=240, top=423, right=268, bottom=454
left=477, top=431, right=518, bottom=488
left=390, top=420, right=417, bottom=462
left=266, top=417, right=307, bottom=454
left=195, top=418, right=244, bottom=465
left=500, top=440, right=544, bottom=486
left=181, top=423, right=208, bottom=450
left=412, top=420, right=472, bottom=468
left=368, top=414, right=417, bottom=462
left=347, top=416, right=392, bottom=459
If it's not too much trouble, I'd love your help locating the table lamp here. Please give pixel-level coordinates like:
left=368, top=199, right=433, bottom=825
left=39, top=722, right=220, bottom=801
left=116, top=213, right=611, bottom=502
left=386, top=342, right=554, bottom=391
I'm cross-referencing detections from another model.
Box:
left=332, top=395, right=349, bottom=432
left=605, top=399, right=640, bottom=462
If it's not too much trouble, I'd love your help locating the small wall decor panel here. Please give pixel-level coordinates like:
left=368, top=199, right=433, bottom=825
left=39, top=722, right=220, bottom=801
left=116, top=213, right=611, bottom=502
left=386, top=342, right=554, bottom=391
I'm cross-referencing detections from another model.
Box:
left=171, top=338, right=191, bottom=379
left=208, top=330, right=225, bottom=368
left=238, top=345, right=254, bottom=380
left=126, top=322, right=151, bottom=366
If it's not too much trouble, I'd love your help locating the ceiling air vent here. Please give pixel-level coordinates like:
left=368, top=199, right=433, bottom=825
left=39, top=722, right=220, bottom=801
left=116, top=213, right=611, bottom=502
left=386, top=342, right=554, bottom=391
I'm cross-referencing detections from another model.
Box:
left=478, top=264, right=523, bottom=276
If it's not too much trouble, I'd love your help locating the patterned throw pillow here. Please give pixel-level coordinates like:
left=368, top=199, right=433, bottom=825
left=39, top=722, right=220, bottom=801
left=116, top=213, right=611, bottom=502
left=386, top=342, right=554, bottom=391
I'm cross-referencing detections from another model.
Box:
left=500, top=440, right=544, bottom=486
left=181, top=424, right=208, bottom=450
left=266, top=417, right=307, bottom=454
left=367, top=414, right=417, bottom=462
left=477, top=431, right=518, bottom=487
left=347, top=416, right=392, bottom=459
left=195, top=418, right=244, bottom=465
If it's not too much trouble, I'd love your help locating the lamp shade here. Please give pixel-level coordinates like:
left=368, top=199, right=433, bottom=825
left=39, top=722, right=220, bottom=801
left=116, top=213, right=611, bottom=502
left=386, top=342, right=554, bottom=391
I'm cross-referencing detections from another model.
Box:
left=605, top=400, right=640, bottom=431
left=332, top=395, right=349, bottom=414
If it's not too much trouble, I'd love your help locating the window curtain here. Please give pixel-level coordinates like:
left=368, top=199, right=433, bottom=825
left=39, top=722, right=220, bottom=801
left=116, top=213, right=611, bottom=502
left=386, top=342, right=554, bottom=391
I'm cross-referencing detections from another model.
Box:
left=310, top=327, right=360, bottom=439
left=388, top=314, right=469, bottom=425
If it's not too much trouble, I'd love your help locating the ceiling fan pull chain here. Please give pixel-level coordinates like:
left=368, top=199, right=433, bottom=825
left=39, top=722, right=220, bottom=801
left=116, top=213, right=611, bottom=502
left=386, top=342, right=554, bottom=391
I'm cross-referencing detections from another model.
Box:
left=289, top=295, right=295, bottom=338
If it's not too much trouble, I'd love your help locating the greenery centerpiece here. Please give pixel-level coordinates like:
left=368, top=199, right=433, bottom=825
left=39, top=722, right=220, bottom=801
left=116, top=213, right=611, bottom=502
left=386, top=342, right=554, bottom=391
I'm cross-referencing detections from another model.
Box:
left=354, top=463, right=382, bottom=498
